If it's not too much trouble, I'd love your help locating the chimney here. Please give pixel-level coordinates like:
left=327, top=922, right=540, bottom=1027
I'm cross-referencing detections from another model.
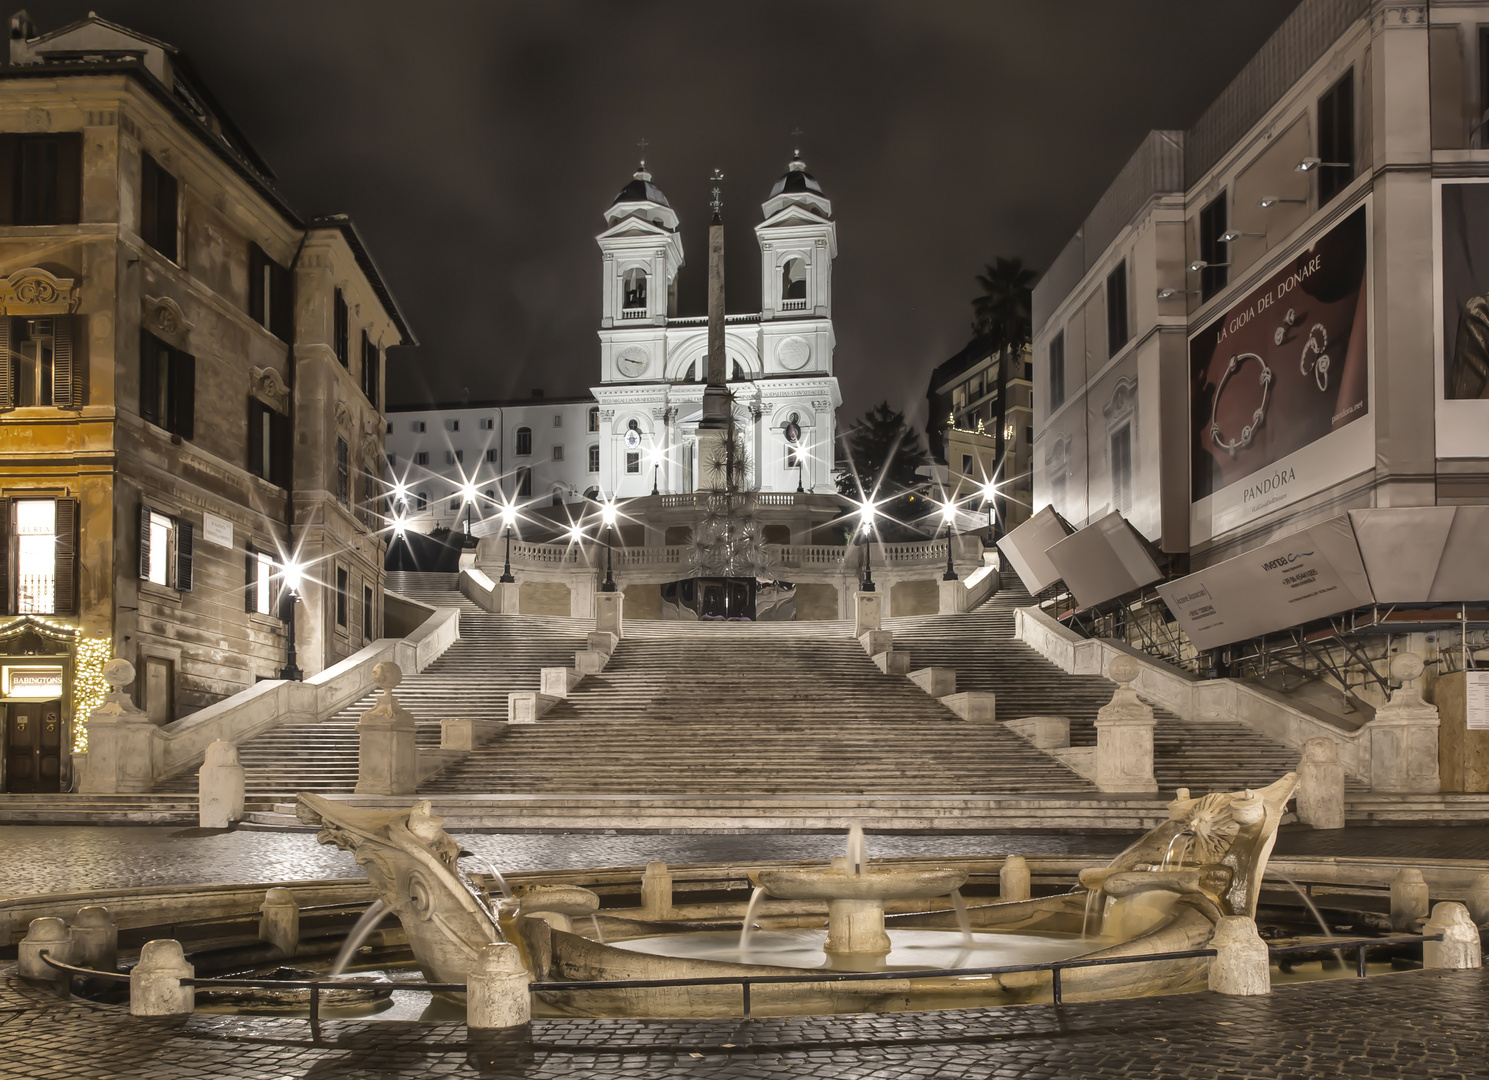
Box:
left=9, top=10, right=36, bottom=66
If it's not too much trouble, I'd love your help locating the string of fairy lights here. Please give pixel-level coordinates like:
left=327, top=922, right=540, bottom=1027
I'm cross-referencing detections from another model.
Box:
left=0, top=615, right=111, bottom=754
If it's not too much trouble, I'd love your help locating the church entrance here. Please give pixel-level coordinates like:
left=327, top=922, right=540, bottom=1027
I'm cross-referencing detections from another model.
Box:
left=4, top=698, right=62, bottom=793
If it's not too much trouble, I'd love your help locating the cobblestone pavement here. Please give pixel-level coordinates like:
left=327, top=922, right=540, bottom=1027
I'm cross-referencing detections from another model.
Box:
left=3, top=825, right=1486, bottom=901
left=2, top=964, right=1486, bottom=1079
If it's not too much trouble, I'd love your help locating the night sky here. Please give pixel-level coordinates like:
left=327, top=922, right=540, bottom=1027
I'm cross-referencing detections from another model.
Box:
left=32, top=1, right=1300, bottom=433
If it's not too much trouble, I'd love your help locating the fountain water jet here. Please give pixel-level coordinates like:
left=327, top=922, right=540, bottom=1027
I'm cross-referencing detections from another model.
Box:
left=330, top=899, right=389, bottom=977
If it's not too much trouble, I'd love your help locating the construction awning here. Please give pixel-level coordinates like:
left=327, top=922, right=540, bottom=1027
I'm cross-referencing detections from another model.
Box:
left=995, top=506, right=1073, bottom=595
left=1045, top=511, right=1164, bottom=609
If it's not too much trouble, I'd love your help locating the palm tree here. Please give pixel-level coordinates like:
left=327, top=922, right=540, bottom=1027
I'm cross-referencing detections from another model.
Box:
left=970, top=256, right=1036, bottom=541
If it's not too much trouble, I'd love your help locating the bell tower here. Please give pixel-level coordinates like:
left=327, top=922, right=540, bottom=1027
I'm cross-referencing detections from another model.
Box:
left=756, top=152, right=837, bottom=378
left=596, top=161, right=683, bottom=384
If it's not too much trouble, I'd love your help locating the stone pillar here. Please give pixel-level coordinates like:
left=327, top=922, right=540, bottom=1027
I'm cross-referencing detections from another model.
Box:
left=1423, top=902, right=1483, bottom=970
left=938, top=578, right=968, bottom=615
left=824, top=899, right=891, bottom=956
left=1366, top=653, right=1441, bottom=793
left=595, top=591, right=625, bottom=640
left=466, top=942, right=531, bottom=1029
left=17, top=917, right=74, bottom=985
left=356, top=662, right=417, bottom=796
left=1094, top=656, right=1157, bottom=794
left=641, top=861, right=672, bottom=920
left=1295, top=738, right=1345, bottom=830
left=1207, top=916, right=1270, bottom=996
left=1000, top=855, right=1031, bottom=902
left=69, top=906, right=118, bottom=971
left=1466, top=874, right=1489, bottom=926
left=259, top=887, right=300, bottom=958
left=79, top=659, right=160, bottom=794
left=1390, top=868, right=1430, bottom=931
left=498, top=581, right=521, bottom=615
left=197, top=740, right=245, bottom=829
left=130, top=939, right=195, bottom=1017
left=853, top=591, right=882, bottom=637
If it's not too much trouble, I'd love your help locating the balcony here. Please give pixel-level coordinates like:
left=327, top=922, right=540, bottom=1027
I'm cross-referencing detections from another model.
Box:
left=780, top=299, right=807, bottom=312
left=620, top=308, right=648, bottom=320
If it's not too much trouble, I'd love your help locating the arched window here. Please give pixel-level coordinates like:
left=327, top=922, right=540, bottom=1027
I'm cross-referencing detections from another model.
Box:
left=622, top=268, right=648, bottom=310
left=683, top=361, right=696, bottom=382
left=515, top=426, right=532, bottom=456
left=516, top=467, right=533, bottom=497
left=588, top=445, right=600, bottom=473
left=781, top=257, right=807, bottom=301
left=732, top=359, right=745, bottom=381
left=588, top=406, right=599, bottom=432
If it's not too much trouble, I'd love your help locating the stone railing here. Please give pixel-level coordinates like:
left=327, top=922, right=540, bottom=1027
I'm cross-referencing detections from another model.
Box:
left=490, top=537, right=971, bottom=573
left=656, top=492, right=813, bottom=509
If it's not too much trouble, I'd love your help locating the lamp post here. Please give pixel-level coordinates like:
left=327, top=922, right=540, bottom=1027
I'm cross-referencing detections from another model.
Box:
left=600, top=497, right=618, bottom=593
left=461, top=481, right=479, bottom=542
left=498, top=503, right=516, bottom=583
left=650, top=450, right=661, bottom=497
left=981, top=479, right=999, bottom=547
left=795, top=452, right=805, bottom=493
left=277, top=560, right=304, bottom=681
left=941, top=499, right=959, bottom=581
left=858, top=501, right=876, bottom=593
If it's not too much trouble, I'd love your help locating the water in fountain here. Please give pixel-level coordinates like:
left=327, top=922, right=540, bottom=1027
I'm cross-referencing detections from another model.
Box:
left=846, top=823, right=866, bottom=875
left=949, top=888, right=973, bottom=947
left=590, top=913, right=606, bottom=944
left=1272, top=871, right=1343, bottom=964
left=1161, top=833, right=1190, bottom=870
left=1082, top=888, right=1102, bottom=940
left=469, top=854, right=513, bottom=899
left=330, top=899, right=389, bottom=977
left=738, top=886, right=767, bottom=954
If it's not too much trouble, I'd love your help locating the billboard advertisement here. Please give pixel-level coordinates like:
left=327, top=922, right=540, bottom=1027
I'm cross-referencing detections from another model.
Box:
left=1190, top=204, right=1371, bottom=541
left=1435, top=180, right=1489, bottom=459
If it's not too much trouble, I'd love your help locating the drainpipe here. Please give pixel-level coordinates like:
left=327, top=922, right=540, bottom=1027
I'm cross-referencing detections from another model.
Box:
left=278, top=230, right=309, bottom=681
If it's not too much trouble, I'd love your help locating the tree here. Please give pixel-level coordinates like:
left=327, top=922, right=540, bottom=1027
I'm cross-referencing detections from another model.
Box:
left=972, top=256, right=1036, bottom=349
left=837, top=401, right=930, bottom=541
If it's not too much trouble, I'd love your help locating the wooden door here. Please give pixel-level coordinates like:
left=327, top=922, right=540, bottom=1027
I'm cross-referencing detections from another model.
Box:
left=4, top=700, right=61, bottom=793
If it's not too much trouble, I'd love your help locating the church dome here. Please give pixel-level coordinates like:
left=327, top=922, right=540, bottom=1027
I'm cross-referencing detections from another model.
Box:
left=611, top=164, right=671, bottom=209
left=768, top=153, right=826, bottom=200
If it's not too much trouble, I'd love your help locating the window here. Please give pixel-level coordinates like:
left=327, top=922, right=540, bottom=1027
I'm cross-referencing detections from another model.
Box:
left=447, top=418, right=460, bottom=432
left=248, top=243, right=292, bottom=340
left=1106, top=262, right=1129, bottom=358
left=137, top=503, right=192, bottom=591
left=415, top=492, right=427, bottom=511
left=552, top=445, right=564, bottom=462
left=335, top=437, right=349, bottom=506
left=515, top=426, right=532, bottom=456
left=622, top=267, right=647, bottom=309
left=386, top=422, right=393, bottom=434
left=485, top=448, right=499, bottom=463
left=1048, top=330, right=1066, bottom=412
left=2, top=316, right=77, bottom=409
left=781, top=257, right=807, bottom=301
left=361, top=331, right=379, bottom=406
left=1198, top=193, right=1229, bottom=302
left=333, top=289, right=348, bottom=367
left=553, top=414, right=562, bottom=428
left=480, top=417, right=494, bottom=430
left=962, top=454, right=974, bottom=476
left=364, top=585, right=374, bottom=643
left=444, top=451, right=455, bottom=466
left=588, top=407, right=600, bottom=432
left=588, top=445, right=599, bottom=473
left=516, top=467, right=532, bottom=497
left=245, top=549, right=278, bottom=616
left=484, top=489, right=494, bottom=500
left=140, top=152, right=179, bottom=262
left=412, top=421, right=426, bottom=432
left=3, top=498, right=76, bottom=615
left=449, top=497, right=460, bottom=512
left=414, top=451, right=429, bottom=466
left=1025, top=426, right=1033, bottom=445
left=0, top=133, right=82, bottom=225
left=139, top=331, right=195, bottom=439
left=1317, top=69, right=1355, bottom=205
left=1111, top=426, right=1133, bottom=515
left=626, top=452, right=640, bottom=474
left=336, top=566, right=348, bottom=627
left=248, top=398, right=291, bottom=487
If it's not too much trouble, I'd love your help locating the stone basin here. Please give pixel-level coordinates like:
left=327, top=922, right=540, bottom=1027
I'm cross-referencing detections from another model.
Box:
left=751, top=868, right=968, bottom=902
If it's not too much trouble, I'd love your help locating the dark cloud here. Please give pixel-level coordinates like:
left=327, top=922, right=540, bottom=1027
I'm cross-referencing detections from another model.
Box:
left=30, top=0, right=1300, bottom=428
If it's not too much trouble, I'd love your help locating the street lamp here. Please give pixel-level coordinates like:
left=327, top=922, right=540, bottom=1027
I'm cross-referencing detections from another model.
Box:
left=941, top=499, right=959, bottom=581
left=461, top=480, right=481, bottom=540
left=277, top=558, right=305, bottom=681
left=649, top=448, right=661, bottom=496
left=599, top=497, right=618, bottom=593
left=980, top=478, right=999, bottom=546
left=857, top=500, right=877, bottom=593
left=498, top=502, right=517, bottom=583
left=792, top=447, right=805, bottom=493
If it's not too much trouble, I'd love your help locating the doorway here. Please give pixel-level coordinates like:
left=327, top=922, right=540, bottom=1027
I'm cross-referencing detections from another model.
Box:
left=4, top=698, right=62, bottom=793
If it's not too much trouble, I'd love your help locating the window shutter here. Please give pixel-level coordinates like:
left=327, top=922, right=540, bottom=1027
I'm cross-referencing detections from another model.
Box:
left=248, top=243, right=266, bottom=325
left=138, top=331, right=158, bottom=425
left=245, top=548, right=257, bottom=613
left=0, top=316, right=11, bottom=410
left=140, top=153, right=159, bottom=250
left=176, top=518, right=193, bottom=592
left=55, top=133, right=81, bottom=226
left=53, top=497, right=77, bottom=614
left=0, top=135, right=15, bottom=225
left=0, top=497, right=10, bottom=615
left=271, top=407, right=292, bottom=488
left=51, top=314, right=75, bottom=408
left=247, top=399, right=264, bottom=478
left=138, top=501, right=151, bottom=580
left=271, top=261, right=293, bottom=342
left=172, top=351, right=195, bottom=440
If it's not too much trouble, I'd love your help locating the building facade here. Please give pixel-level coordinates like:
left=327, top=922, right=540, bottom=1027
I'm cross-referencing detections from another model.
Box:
left=926, top=340, right=1034, bottom=518
left=0, top=14, right=410, bottom=792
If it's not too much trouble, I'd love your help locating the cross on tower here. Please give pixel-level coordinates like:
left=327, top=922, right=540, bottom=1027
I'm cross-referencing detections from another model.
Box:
left=790, top=126, right=805, bottom=155
left=636, top=137, right=649, bottom=168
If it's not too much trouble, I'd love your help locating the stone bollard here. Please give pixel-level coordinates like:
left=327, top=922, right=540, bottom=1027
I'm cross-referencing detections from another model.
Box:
left=1466, top=875, right=1489, bottom=927
left=197, top=740, right=245, bottom=829
left=1366, top=653, right=1442, bottom=794
left=69, top=906, right=119, bottom=972
left=1390, top=868, right=1430, bottom=931
left=80, top=658, right=161, bottom=794
left=356, top=661, right=418, bottom=795
left=467, top=942, right=531, bottom=1029
left=1000, top=855, right=1031, bottom=902
left=1423, top=902, right=1483, bottom=971
left=130, top=939, right=195, bottom=1017
left=259, top=887, right=300, bottom=958
left=18, top=917, right=74, bottom=985
left=854, top=591, right=882, bottom=637
left=1094, top=656, right=1157, bottom=793
left=1207, top=915, right=1271, bottom=996
left=595, top=591, right=625, bottom=641
left=1295, top=738, right=1345, bottom=830
left=641, top=861, right=673, bottom=919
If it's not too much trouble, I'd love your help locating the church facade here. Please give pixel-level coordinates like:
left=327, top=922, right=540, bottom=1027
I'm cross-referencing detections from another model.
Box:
left=591, top=157, right=842, bottom=500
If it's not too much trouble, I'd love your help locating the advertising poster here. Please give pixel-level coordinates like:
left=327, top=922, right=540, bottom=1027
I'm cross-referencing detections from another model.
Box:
left=1441, top=182, right=1489, bottom=400
left=1190, top=206, right=1369, bottom=531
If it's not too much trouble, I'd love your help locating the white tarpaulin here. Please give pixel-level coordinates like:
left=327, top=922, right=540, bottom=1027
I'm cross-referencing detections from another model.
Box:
left=1155, top=515, right=1374, bottom=651
left=1349, top=505, right=1489, bottom=603
left=996, top=506, right=1073, bottom=595
left=1045, top=512, right=1164, bottom=609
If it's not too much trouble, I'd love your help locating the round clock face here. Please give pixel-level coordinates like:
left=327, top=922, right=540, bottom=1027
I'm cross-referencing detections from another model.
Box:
left=623, top=429, right=642, bottom=450
left=615, top=346, right=648, bottom=378
left=777, top=336, right=811, bottom=371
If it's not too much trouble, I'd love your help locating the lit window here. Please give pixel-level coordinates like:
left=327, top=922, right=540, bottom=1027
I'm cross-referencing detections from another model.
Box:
left=246, top=549, right=277, bottom=616
left=147, top=510, right=172, bottom=585
left=15, top=499, right=55, bottom=614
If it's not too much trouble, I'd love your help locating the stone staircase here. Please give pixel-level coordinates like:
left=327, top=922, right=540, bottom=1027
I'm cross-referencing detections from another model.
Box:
left=885, top=579, right=1308, bottom=793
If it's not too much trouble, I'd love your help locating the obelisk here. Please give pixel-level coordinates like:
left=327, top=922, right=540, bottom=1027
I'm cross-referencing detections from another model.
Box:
left=696, top=169, right=731, bottom=490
